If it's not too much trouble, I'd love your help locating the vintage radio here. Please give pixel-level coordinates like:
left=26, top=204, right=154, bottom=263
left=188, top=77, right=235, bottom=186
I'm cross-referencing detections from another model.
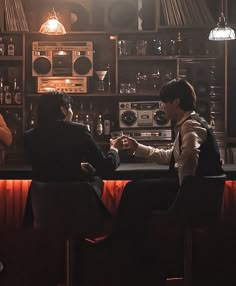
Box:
left=119, top=101, right=171, bottom=128
left=32, top=41, right=93, bottom=77
left=37, top=77, right=87, bottom=93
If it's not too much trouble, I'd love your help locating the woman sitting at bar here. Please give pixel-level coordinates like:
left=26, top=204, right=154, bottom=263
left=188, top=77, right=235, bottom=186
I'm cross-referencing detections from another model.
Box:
left=23, top=91, right=120, bottom=225
left=0, top=113, right=12, bottom=146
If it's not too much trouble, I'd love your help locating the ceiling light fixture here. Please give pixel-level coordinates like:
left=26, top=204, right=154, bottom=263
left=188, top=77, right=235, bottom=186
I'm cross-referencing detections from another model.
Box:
left=39, top=1, right=66, bottom=35
left=209, top=0, right=235, bottom=41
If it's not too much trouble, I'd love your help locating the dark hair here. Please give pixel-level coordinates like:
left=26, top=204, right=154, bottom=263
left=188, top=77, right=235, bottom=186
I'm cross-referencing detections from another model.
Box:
left=160, top=79, right=196, bottom=111
left=37, top=91, right=72, bottom=125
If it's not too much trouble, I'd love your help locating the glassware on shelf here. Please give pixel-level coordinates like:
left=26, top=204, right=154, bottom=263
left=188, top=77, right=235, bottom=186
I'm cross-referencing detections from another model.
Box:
left=120, top=83, right=136, bottom=94
left=136, top=72, right=148, bottom=92
left=150, top=38, right=162, bottom=55
left=95, top=70, right=107, bottom=92
left=150, top=68, right=161, bottom=90
left=118, top=40, right=133, bottom=56
left=136, top=40, right=147, bottom=56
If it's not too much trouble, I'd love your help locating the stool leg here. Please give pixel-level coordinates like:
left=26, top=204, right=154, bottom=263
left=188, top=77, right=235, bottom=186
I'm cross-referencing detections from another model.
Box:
left=66, top=239, right=77, bottom=286
left=184, top=228, right=192, bottom=286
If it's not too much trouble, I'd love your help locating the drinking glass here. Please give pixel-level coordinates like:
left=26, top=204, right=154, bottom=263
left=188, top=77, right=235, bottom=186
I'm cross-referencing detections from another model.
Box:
left=95, top=70, right=107, bottom=92
left=136, top=40, right=147, bottom=56
left=111, top=130, right=123, bottom=139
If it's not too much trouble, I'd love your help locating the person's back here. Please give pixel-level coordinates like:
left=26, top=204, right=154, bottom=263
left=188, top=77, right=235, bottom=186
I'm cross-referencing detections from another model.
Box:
left=24, top=91, right=120, bottom=182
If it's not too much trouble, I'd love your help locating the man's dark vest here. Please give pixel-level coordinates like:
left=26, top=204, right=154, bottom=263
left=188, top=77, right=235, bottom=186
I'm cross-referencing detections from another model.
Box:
left=169, top=114, right=223, bottom=176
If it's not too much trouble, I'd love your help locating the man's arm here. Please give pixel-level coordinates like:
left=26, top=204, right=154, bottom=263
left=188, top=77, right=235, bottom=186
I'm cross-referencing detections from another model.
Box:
left=177, top=120, right=207, bottom=184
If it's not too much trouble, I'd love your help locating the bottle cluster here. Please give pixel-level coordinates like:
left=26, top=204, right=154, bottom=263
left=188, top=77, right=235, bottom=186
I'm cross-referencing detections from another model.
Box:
left=0, top=78, right=22, bottom=105
left=0, top=36, right=15, bottom=56
left=73, top=103, right=114, bottom=140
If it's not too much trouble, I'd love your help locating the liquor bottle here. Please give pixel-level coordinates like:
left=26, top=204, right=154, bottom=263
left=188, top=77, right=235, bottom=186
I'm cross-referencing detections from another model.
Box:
left=103, top=108, right=111, bottom=136
left=78, top=103, right=84, bottom=124
left=4, top=86, right=12, bottom=105
left=85, top=115, right=91, bottom=132
left=176, top=32, right=183, bottom=55
left=7, top=37, right=15, bottom=56
left=89, top=103, right=94, bottom=136
left=28, top=103, right=35, bottom=129
left=74, top=114, right=79, bottom=123
left=0, top=78, right=4, bottom=104
left=13, top=78, right=22, bottom=105
left=96, top=114, right=103, bottom=136
left=0, top=37, right=5, bottom=56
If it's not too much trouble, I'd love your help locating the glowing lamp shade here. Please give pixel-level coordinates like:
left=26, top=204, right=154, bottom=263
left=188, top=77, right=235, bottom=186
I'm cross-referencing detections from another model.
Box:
left=209, top=13, right=235, bottom=41
left=39, top=9, right=66, bottom=35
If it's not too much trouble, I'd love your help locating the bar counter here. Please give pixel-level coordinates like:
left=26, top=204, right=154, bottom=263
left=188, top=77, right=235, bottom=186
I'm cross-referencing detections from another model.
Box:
left=0, top=163, right=236, bottom=226
left=0, top=163, right=236, bottom=180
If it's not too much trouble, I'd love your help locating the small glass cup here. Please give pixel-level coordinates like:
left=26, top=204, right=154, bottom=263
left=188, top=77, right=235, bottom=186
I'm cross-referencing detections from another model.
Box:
left=111, top=130, right=123, bottom=139
left=136, top=40, right=147, bottom=56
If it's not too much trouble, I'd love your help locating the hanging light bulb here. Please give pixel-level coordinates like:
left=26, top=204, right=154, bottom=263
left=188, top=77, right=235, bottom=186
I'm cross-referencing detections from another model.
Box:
left=39, top=3, right=66, bottom=35
left=209, top=0, right=235, bottom=41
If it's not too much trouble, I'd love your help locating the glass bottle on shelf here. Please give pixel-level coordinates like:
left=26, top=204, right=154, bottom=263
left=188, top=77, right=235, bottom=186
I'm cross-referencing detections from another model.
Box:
left=0, top=37, right=5, bottom=56
left=78, top=103, right=84, bottom=124
left=29, top=103, right=35, bottom=129
left=74, top=114, right=79, bottom=123
left=103, top=108, right=111, bottom=136
left=7, top=37, right=15, bottom=56
left=0, top=78, right=4, bottom=104
left=96, top=114, right=103, bottom=136
left=176, top=32, right=183, bottom=55
left=4, top=86, right=12, bottom=105
left=89, top=103, right=94, bottom=136
left=13, top=78, right=22, bottom=105
left=85, top=115, right=91, bottom=132
left=150, top=68, right=161, bottom=90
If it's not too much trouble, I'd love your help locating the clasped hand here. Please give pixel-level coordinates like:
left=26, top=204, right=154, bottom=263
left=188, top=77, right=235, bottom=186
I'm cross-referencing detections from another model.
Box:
left=110, top=135, right=138, bottom=153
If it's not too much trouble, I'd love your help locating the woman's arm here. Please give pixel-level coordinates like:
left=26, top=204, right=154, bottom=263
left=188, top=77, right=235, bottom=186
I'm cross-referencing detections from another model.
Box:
left=0, top=114, right=12, bottom=146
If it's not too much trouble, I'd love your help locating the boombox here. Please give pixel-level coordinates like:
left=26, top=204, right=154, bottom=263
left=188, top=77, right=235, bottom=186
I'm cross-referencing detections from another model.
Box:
left=32, top=41, right=93, bottom=77
left=119, top=101, right=171, bottom=128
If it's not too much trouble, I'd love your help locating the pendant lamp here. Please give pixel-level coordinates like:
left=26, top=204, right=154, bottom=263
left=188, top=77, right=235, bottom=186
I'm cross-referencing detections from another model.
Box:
left=39, top=1, right=66, bottom=35
left=209, top=0, right=235, bottom=41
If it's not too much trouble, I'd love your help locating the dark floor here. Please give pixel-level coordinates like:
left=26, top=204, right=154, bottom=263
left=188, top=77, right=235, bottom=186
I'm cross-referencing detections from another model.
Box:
left=1, top=225, right=236, bottom=286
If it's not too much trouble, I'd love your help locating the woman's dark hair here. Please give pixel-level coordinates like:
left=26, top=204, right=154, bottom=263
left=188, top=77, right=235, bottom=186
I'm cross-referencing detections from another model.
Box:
left=160, top=79, right=196, bottom=111
left=37, top=91, right=72, bottom=125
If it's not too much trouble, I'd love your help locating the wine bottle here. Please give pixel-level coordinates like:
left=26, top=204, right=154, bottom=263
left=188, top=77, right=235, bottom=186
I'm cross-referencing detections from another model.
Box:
left=103, top=108, right=111, bottom=136
left=0, top=78, right=4, bottom=104
left=7, top=37, right=15, bottom=56
left=85, top=115, right=91, bottom=132
left=96, top=114, right=103, bottom=136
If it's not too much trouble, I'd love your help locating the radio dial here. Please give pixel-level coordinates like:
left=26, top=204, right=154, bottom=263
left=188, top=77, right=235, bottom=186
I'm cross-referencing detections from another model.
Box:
left=121, top=110, right=137, bottom=126
left=154, top=110, right=169, bottom=125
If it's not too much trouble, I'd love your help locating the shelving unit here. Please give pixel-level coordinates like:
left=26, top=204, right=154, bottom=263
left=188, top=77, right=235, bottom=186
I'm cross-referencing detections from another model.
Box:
left=0, top=32, right=25, bottom=163
left=0, top=0, right=234, bottom=163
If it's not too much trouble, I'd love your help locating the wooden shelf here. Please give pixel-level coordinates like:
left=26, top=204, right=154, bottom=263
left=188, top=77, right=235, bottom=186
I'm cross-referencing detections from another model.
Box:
left=0, top=105, right=22, bottom=108
left=26, top=93, right=161, bottom=98
left=119, top=55, right=216, bottom=61
left=226, top=138, right=236, bottom=144
left=0, top=56, right=23, bottom=61
left=119, top=56, right=178, bottom=61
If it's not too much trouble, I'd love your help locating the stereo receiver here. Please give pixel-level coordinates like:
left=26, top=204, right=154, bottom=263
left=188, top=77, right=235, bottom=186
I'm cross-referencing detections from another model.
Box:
left=37, top=77, right=87, bottom=93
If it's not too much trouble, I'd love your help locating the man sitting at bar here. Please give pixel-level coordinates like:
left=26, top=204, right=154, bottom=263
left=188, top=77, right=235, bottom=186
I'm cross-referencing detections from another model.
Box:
left=111, top=78, right=223, bottom=286
left=23, top=91, right=120, bottom=225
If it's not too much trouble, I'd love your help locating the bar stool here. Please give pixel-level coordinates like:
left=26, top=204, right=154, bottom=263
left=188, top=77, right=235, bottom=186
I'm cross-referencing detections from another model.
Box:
left=29, top=180, right=112, bottom=286
left=152, top=174, right=226, bottom=286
